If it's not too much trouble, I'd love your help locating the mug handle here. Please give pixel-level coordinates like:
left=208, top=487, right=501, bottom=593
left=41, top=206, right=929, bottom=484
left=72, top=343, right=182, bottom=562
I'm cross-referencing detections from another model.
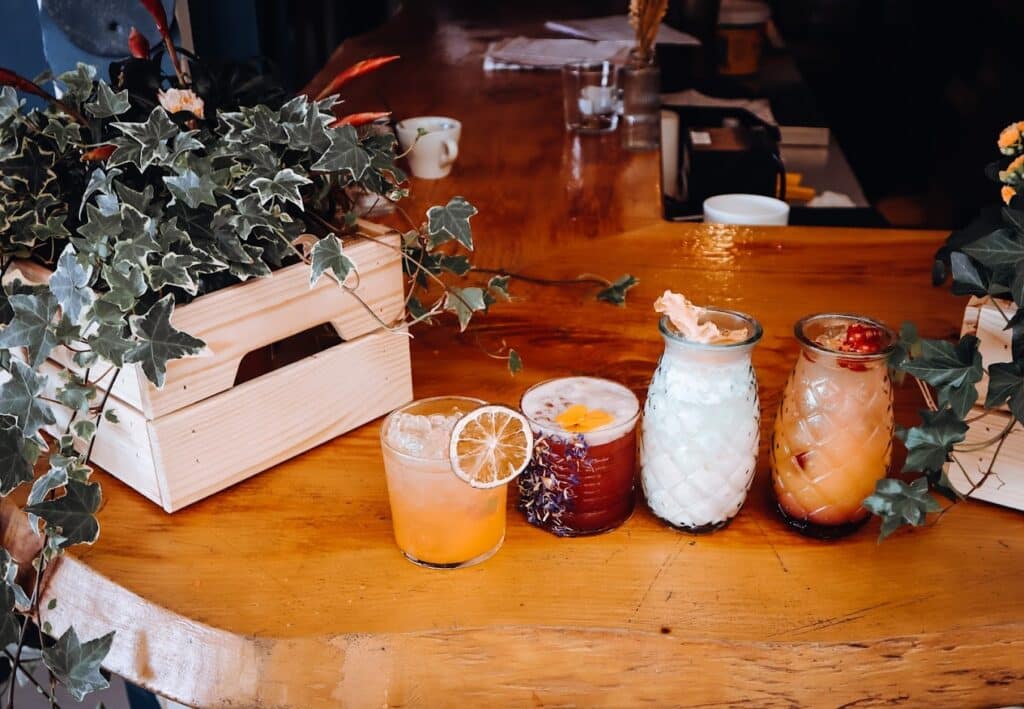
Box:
left=440, top=138, right=459, bottom=167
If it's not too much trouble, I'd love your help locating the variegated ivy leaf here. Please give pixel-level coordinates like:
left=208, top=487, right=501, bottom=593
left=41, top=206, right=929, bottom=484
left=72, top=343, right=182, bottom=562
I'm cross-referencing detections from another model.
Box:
left=55, top=376, right=96, bottom=413
left=0, top=414, right=33, bottom=495
left=231, top=194, right=271, bottom=239
left=168, top=131, right=203, bottom=163
left=0, top=86, right=23, bottom=123
left=85, top=81, right=130, bottom=118
left=49, top=245, right=94, bottom=324
left=283, top=100, right=331, bottom=153
left=279, top=95, right=308, bottom=123
left=445, top=286, right=487, bottom=331
left=55, top=63, right=96, bottom=103
left=125, top=295, right=206, bottom=387
left=100, top=261, right=147, bottom=311
left=0, top=141, right=57, bottom=193
left=27, top=461, right=68, bottom=508
left=164, top=168, right=218, bottom=208
left=42, top=626, right=114, bottom=701
left=243, top=105, right=287, bottom=144
left=251, top=168, right=311, bottom=209
left=0, top=292, right=59, bottom=367
left=80, top=167, right=123, bottom=216
left=110, top=107, right=178, bottom=170
left=0, top=359, right=56, bottom=440
left=218, top=111, right=249, bottom=143
left=42, top=117, right=81, bottom=151
left=115, top=182, right=157, bottom=216
left=309, top=234, right=356, bottom=287
left=87, top=323, right=134, bottom=367
left=30, top=214, right=71, bottom=242
left=113, top=230, right=161, bottom=267
left=72, top=420, right=96, bottom=443
left=76, top=203, right=122, bottom=243
left=312, top=126, right=370, bottom=179
left=149, top=252, right=201, bottom=294
left=427, top=196, right=477, bottom=250
left=27, top=480, right=102, bottom=550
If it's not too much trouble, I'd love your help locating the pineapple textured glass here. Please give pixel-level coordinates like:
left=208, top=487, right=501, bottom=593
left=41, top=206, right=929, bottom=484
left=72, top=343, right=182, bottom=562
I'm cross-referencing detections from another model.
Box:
left=770, top=314, right=895, bottom=539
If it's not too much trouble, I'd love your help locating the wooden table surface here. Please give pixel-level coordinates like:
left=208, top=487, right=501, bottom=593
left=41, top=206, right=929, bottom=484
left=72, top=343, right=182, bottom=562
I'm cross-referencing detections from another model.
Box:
left=7, top=4, right=1023, bottom=707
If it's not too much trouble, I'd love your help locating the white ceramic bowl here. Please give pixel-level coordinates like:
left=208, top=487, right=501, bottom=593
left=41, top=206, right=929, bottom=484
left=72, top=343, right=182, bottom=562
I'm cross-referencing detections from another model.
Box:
left=702, top=193, right=790, bottom=226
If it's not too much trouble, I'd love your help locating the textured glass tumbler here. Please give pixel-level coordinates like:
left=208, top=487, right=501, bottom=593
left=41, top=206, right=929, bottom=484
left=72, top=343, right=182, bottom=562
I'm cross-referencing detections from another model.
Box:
left=770, top=314, right=895, bottom=539
left=562, top=61, right=619, bottom=134
left=641, top=310, right=763, bottom=533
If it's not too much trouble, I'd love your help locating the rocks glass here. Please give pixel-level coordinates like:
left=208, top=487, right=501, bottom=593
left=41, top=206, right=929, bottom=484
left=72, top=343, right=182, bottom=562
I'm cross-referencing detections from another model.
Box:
left=620, top=51, right=660, bottom=151
left=641, top=309, right=763, bottom=532
left=518, top=377, right=640, bottom=535
left=380, top=396, right=507, bottom=568
left=770, top=314, right=896, bottom=538
left=562, top=61, right=619, bottom=134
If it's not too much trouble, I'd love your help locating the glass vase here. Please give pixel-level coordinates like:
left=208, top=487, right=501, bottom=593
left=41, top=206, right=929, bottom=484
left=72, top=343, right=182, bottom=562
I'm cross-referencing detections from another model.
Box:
left=620, top=51, right=661, bottom=151
left=641, top=310, right=762, bottom=532
left=770, top=314, right=896, bottom=539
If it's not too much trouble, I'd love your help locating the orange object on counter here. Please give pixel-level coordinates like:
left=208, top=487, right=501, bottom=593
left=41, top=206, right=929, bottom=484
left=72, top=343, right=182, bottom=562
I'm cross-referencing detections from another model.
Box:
left=717, top=0, right=771, bottom=76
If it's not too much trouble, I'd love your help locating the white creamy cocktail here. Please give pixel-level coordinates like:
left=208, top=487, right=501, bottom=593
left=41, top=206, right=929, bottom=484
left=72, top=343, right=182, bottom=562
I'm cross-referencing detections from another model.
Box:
left=641, top=292, right=763, bottom=532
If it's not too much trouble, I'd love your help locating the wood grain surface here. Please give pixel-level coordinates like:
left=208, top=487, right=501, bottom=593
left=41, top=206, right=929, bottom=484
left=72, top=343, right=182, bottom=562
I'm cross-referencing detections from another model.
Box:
left=2, top=3, right=1021, bottom=707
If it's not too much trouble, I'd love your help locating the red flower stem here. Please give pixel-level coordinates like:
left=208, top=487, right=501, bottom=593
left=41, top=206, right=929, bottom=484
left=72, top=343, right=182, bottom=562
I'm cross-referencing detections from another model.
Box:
left=0, top=67, right=88, bottom=125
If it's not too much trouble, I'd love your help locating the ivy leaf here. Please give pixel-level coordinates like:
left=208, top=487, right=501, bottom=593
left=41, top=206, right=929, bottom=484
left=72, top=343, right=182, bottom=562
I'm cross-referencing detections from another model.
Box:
left=42, top=118, right=81, bottom=152
left=0, top=292, right=59, bottom=368
left=41, top=626, right=114, bottom=701
left=508, top=349, right=522, bottom=375
left=49, top=245, right=94, bottom=325
left=125, top=295, right=206, bottom=387
left=900, top=336, right=983, bottom=417
left=283, top=100, right=331, bottom=153
left=251, top=168, right=312, bottom=209
left=309, top=234, right=356, bottom=287
left=961, top=228, right=1024, bottom=269
left=864, top=477, right=942, bottom=541
left=0, top=86, right=23, bottom=122
left=55, top=63, right=96, bottom=103
left=0, top=359, right=55, bottom=441
left=0, top=415, right=33, bottom=495
left=0, top=585, right=22, bottom=648
left=87, top=324, right=135, bottom=367
left=85, top=81, right=130, bottom=118
left=101, top=261, right=147, bottom=312
left=427, top=196, right=477, bottom=250
left=163, top=169, right=218, bottom=208
left=487, top=274, right=511, bottom=301
left=900, top=408, right=968, bottom=474
left=30, top=214, right=71, bottom=243
left=597, top=274, right=639, bottom=306
left=149, top=253, right=200, bottom=294
left=56, top=377, right=96, bottom=414
left=26, top=480, right=102, bottom=547
left=311, top=126, right=370, bottom=179
left=986, top=361, right=1024, bottom=422
left=27, top=462, right=68, bottom=508
left=445, top=286, right=487, bottom=331
left=72, top=420, right=96, bottom=443
left=110, top=107, right=178, bottom=170
left=242, top=105, right=287, bottom=144
left=949, top=252, right=988, bottom=296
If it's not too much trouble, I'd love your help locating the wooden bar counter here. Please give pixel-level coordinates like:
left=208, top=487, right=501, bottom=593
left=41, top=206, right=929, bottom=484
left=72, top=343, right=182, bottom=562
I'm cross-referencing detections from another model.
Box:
left=6, top=5, right=1022, bottom=707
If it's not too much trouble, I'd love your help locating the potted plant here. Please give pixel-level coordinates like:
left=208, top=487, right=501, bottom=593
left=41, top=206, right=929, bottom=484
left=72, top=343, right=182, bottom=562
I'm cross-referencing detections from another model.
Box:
left=0, top=0, right=513, bottom=699
left=866, top=120, right=1024, bottom=539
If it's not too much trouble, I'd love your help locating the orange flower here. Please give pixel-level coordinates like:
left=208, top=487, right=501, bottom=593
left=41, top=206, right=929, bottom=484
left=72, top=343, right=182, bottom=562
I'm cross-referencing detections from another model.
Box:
left=157, top=88, right=205, bottom=119
left=998, top=121, right=1024, bottom=155
left=1003, top=186, right=1016, bottom=205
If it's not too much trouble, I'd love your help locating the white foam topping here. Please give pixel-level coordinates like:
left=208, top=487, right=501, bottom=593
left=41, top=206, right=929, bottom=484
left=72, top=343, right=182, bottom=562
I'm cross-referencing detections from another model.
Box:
left=520, top=377, right=639, bottom=446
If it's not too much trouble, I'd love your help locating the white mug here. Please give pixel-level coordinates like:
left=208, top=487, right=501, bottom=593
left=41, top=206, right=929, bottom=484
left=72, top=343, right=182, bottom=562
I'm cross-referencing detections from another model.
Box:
left=703, top=193, right=789, bottom=226
left=396, top=116, right=461, bottom=179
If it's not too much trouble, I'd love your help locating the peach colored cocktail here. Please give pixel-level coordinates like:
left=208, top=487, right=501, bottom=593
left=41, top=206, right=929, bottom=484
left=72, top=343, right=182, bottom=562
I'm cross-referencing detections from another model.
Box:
left=770, top=314, right=895, bottom=538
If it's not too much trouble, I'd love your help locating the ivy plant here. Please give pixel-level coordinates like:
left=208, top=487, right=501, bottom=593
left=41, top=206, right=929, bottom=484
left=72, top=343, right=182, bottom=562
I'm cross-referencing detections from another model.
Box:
left=866, top=120, right=1024, bottom=539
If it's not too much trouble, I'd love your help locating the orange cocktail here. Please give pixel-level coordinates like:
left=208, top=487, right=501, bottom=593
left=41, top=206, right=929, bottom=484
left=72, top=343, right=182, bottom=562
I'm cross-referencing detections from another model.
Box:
left=380, top=397, right=506, bottom=568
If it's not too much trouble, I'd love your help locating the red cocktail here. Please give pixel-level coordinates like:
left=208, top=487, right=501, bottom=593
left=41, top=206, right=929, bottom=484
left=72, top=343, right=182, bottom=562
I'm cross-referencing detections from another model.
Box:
left=518, top=377, right=640, bottom=536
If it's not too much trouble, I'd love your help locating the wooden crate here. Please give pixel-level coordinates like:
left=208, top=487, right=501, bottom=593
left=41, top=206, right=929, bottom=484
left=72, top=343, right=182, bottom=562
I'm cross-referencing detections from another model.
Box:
left=13, top=222, right=412, bottom=512
left=948, top=296, right=1024, bottom=510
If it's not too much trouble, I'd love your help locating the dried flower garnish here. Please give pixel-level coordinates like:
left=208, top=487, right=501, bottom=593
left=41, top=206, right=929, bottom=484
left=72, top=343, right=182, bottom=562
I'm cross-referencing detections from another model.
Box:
left=81, top=144, right=116, bottom=162
left=329, top=111, right=391, bottom=128
left=1003, top=185, right=1017, bottom=205
left=998, top=121, right=1024, bottom=156
left=158, top=88, right=205, bottom=118
left=517, top=433, right=591, bottom=536
left=654, top=290, right=748, bottom=344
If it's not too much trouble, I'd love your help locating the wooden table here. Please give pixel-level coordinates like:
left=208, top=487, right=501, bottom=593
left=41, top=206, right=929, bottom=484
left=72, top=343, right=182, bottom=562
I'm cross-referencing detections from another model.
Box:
left=6, top=4, right=1023, bottom=707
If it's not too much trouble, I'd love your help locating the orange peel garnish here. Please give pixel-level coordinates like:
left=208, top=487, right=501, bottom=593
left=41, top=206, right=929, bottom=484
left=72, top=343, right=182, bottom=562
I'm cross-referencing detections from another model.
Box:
left=555, top=404, right=615, bottom=433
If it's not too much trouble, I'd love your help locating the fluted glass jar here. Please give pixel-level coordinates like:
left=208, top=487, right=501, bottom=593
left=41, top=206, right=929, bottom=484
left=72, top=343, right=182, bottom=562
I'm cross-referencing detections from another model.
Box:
left=641, top=309, right=763, bottom=532
left=770, top=313, right=895, bottom=539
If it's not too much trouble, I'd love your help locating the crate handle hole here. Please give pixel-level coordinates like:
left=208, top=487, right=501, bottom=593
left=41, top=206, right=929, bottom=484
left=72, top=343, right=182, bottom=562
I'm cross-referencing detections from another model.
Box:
left=233, top=324, right=345, bottom=386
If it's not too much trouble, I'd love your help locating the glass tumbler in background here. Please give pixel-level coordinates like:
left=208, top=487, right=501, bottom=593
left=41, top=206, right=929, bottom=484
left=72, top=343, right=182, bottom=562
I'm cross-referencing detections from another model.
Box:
left=620, top=51, right=661, bottom=151
left=561, top=61, right=620, bottom=134
left=380, top=396, right=507, bottom=568
left=770, top=314, right=896, bottom=539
